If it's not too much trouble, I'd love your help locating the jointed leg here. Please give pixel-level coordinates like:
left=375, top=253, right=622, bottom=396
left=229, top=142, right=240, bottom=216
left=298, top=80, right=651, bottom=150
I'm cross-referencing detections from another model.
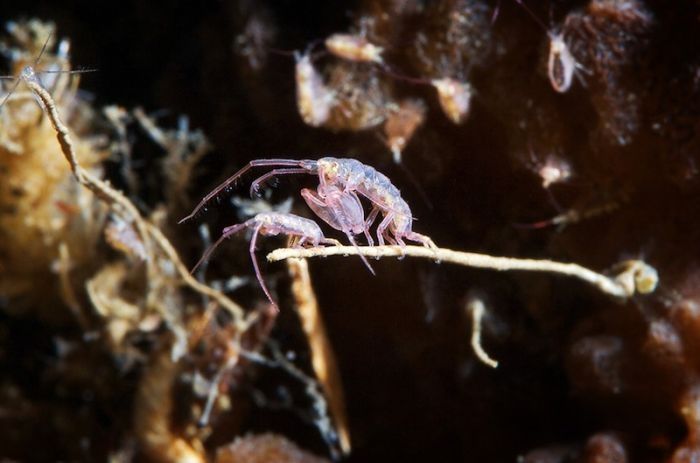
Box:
left=345, top=232, right=376, bottom=276
left=250, top=168, right=311, bottom=197
left=249, top=223, right=278, bottom=310
left=376, top=212, right=394, bottom=246
left=301, top=187, right=344, bottom=231
left=306, top=190, right=375, bottom=274
left=405, top=231, right=437, bottom=249
left=365, top=206, right=380, bottom=230
left=321, top=237, right=343, bottom=246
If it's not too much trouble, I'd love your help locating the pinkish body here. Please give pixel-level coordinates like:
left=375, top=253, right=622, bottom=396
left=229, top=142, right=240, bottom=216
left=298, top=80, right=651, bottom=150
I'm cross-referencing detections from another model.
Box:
left=308, top=158, right=435, bottom=248
left=180, top=157, right=436, bottom=250
left=192, top=212, right=339, bottom=308
left=301, top=184, right=376, bottom=274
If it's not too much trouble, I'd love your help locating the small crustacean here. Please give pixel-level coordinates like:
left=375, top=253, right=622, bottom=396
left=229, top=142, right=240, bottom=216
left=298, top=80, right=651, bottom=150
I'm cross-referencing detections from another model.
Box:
left=515, top=0, right=586, bottom=93
left=294, top=49, right=335, bottom=127
left=301, top=184, right=376, bottom=274
left=191, top=212, right=341, bottom=308
left=325, top=33, right=384, bottom=64
left=546, top=30, right=584, bottom=93
left=180, top=157, right=436, bottom=250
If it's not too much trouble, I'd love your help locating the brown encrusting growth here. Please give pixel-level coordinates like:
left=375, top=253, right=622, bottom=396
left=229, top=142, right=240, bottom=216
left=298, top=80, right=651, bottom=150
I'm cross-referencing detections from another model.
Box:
left=2, top=1, right=700, bottom=461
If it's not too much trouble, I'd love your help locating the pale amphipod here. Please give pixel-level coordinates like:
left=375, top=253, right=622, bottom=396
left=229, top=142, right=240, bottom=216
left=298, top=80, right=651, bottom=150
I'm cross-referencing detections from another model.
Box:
left=514, top=0, right=585, bottom=93
left=325, top=33, right=384, bottom=64
left=547, top=32, right=578, bottom=93
left=294, top=51, right=334, bottom=127
left=431, top=78, right=472, bottom=124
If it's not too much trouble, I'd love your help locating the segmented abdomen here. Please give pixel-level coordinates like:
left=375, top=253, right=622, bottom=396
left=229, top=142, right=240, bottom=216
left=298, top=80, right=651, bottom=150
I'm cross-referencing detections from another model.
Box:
left=328, top=158, right=414, bottom=234
left=258, top=212, right=324, bottom=242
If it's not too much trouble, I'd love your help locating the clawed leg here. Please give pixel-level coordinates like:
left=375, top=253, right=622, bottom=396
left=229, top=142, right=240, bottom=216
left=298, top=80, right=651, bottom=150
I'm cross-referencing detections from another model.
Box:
left=405, top=231, right=437, bottom=249
left=321, top=238, right=343, bottom=247
left=393, top=234, right=407, bottom=259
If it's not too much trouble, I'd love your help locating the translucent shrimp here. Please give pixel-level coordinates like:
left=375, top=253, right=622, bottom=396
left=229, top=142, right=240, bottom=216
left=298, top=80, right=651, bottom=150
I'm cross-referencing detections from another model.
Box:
left=180, top=157, right=436, bottom=250
left=191, top=212, right=340, bottom=309
left=301, top=185, right=376, bottom=275
left=514, top=0, right=587, bottom=93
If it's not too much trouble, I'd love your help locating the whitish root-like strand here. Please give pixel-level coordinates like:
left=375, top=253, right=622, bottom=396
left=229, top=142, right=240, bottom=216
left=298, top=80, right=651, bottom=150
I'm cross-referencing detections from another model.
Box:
left=466, top=297, right=498, bottom=369
left=267, top=245, right=657, bottom=301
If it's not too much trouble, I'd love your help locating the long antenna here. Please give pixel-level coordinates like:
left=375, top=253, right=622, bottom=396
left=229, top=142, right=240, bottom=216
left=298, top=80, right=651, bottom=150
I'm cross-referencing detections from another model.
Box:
left=0, top=31, right=97, bottom=110
left=514, top=0, right=549, bottom=32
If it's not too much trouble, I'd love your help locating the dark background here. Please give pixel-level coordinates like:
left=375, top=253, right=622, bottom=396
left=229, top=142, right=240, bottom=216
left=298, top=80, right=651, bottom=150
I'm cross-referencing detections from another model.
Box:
left=2, top=1, right=700, bottom=461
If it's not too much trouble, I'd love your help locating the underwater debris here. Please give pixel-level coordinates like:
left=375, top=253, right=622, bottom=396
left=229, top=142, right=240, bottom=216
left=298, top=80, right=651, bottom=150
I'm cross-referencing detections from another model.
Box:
left=382, top=98, right=426, bottom=163
left=287, top=257, right=351, bottom=455
left=294, top=51, right=334, bottom=128
left=3, top=1, right=700, bottom=460
left=431, top=77, right=472, bottom=124
left=325, top=33, right=384, bottom=64
left=215, top=433, right=329, bottom=463
left=564, top=0, right=653, bottom=145
left=0, top=21, right=106, bottom=315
